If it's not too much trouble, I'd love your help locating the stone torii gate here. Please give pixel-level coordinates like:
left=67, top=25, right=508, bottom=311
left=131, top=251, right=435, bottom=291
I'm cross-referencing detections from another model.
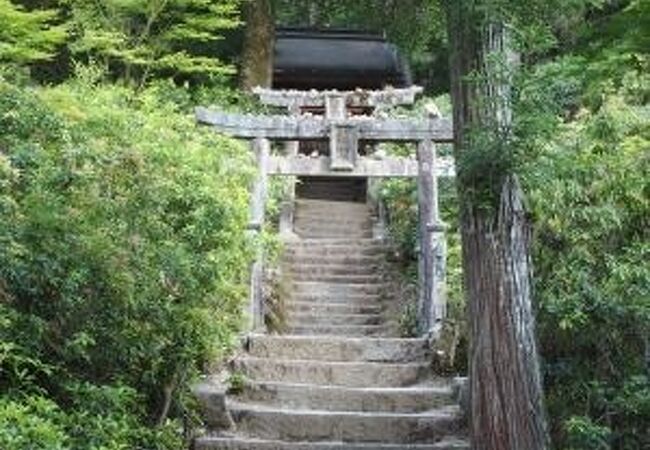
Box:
left=196, top=86, right=454, bottom=337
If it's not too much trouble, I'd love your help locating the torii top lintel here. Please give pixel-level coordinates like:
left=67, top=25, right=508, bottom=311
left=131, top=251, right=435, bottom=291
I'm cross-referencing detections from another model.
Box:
left=195, top=87, right=453, bottom=174
left=252, top=86, right=424, bottom=109
left=195, top=108, right=453, bottom=143
left=197, top=86, right=452, bottom=143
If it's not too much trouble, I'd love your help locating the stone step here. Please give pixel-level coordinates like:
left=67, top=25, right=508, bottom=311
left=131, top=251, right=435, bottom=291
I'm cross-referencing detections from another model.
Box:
left=296, top=197, right=366, bottom=205
left=239, top=382, right=455, bottom=413
left=294, top=221, right=372, bottom=231
left=295, top=207, right=370, bottom=217
left=291, top=273, right=383, bottom=284
left=233, top=358, right=430, bottom=387
left=292, top=281, right=386, bottom=296
left=295, top=211, right=372, bottom=220
left=289, top=294, right=382, bottom=305
left=285, top=249, right=383, bottom=256
left=287, top=302, right=383, bottom=316
left=286, top=313, right=383, bottom=326
left=294, top=226, right=371, bottom=234
left=294, top=216, right=371, bottom=226
left=285, top=238, right=382, bottom=247
left=283, top=253, right=383, bottom=265
left=295, top=231, right=373, bottom=239
left=284, top=247, right=384, bottom=258
left=299, top=194, right=366, bottom=203
left=286, top=324, right=388, bottom=337
left=196, top=436, right=469, bottom=450
left=294, top=217, right=372, bottom=228
left=228, top=402, right=462, bottom=443
left=284, top=241, right=383, bottom=251
left=246, top=335, right=429, bottom=363
left=294, top=215, right=371, bottom=224
left=285, top=251, right=384, bottom=260
left=194, top=190, right=470, bottom=448
left=284, top=263, right=381, bottom=277
left=296, top=199, right=370, bottom=211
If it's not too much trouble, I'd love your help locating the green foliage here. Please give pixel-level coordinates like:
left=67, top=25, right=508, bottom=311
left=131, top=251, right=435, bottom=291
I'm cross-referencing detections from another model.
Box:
left=0, top=1, right=646, bottom=449
left=0, top=388, right=182, bottom=450
left=564, top=416, right=612, bottom=450
left=64, top=0, right=243, bottom=83
left=61, top=382, right=182, bottom=450
left=379, top=179, right=419, bottom=263
left=0, top=0, right=67, bottom=65
left=226, top=371, right=246, bottom=395
left=515, top=4, right=650, bottom=444
left=0, top=67, right=254, bottom=446
left=525, top=91, right=650, bottom=449
left=0, top=396, right=68, bottom=450
left=379, top=177, right=466, bottom=349
left=398, top=302, right=419, bottom=338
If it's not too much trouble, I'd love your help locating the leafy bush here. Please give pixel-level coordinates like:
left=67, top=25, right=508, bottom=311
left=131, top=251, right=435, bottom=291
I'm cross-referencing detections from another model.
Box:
left=0, top=396, right=67, bottom=450
left=564, top=416, right=612, bottom=450
left=379, top=177, right=466, bottom=364
left=522, top=59, right=649, bottom=448
left=0, top=69, right=254, bottom=446
left=379, top=179, right=419, bottom=264
left=0, top=388, right=182, bottom=450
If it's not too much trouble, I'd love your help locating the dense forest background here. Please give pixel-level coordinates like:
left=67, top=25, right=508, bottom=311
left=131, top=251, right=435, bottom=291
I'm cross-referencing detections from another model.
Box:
left=0, top=0, right=648, bottom=449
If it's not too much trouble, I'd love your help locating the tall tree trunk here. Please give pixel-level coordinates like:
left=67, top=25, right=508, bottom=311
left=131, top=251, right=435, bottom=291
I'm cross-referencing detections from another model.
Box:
left=445, top=2, right=550, bottom=450
left=241, top=0, right=274, bottom=91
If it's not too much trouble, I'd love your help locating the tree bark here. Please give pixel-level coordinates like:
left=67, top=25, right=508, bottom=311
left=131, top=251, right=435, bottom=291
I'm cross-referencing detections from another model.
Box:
left=461, top=177, right=549, bottom=450
left=445, top=2, right=550, bottom=450
left=241, top=0, right=274, bottom=91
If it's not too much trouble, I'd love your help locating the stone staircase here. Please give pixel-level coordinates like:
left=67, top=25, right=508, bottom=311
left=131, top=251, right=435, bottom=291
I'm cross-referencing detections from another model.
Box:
left=195, top=198, right=468, bottom=450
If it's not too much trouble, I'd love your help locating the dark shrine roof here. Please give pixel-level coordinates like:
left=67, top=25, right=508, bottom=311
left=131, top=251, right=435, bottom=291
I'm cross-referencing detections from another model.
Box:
left=273, top=27, right=412, bottom=91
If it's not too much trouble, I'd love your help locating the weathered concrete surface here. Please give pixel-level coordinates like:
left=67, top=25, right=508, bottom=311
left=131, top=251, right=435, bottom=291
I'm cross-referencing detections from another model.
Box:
left=289, top=293, right=382, bottom=306
left=285, top=324, right=389, bottom=336
left=229, top=403, right=462, bottom=443
left=233, top=357, right=430, bottom=387
left=290, top=273, right=384, bottom=284
left=293, top=228, right=373, bottom=239
left=291, top=281, right=387, bottom=296
left=293, top=203, right=374, bottom=238
left=287, top=301, right=383, bottom=316
left=246, top=335, right=430, bottom=363
left=284, top=244, right=385, bottom=257
left=195, top=198, right=467, bottom=449
left=286, top=263, right=381, bottom=276
left=194, top=380, right=235, bottom=430
left=286, top=313, right=383, bottom=326
left=196, top=436, right=470, bottom=450
left=240, top=382, right=456, bottom=413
